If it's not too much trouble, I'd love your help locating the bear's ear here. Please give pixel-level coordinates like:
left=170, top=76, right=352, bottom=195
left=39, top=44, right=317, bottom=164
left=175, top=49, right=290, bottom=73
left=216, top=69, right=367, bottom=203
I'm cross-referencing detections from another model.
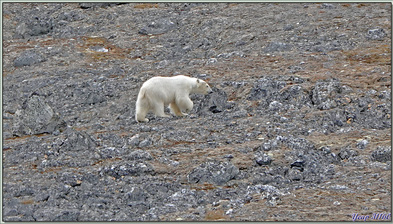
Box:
left=197, top=79, right=200, bottom=83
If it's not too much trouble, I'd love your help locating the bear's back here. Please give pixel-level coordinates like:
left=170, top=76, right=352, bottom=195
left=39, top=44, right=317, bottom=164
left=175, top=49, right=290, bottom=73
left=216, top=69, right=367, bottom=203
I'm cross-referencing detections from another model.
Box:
left=144, top=75, right=194, bottom=86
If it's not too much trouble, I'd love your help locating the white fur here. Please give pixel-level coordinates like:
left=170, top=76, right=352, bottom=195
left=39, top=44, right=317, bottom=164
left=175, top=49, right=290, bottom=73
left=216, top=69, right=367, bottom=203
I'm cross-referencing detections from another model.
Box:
left=135, top=75, right=213, bottom=122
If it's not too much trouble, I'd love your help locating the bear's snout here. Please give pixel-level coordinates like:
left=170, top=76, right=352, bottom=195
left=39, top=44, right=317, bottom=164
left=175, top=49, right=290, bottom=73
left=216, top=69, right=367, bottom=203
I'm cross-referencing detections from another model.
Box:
left=208, top=88, right=213, bottom=94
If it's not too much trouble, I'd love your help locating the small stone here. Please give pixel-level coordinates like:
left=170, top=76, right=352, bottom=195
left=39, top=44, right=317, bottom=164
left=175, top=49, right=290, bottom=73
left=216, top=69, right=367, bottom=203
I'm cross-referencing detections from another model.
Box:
left=129, top=134, right=140, bottom=146
left=356, top=139, right=369, bottom=150
left=224, top=154, right=234, bottom=159
left=89, top=46, right=108, bottom=53
left=338, top=148, right=358, bottom=160
left=206, top=58, right=218, bottom=65
left=371, top=146, right=391, bottom=163
left=290, top=160, right=305, bottom=172
left=320, top=3, right=336, bottom=9
left=283, top=24, right=294, bottom=31
left=225, top=209, right=233, bottom=215
left=366, top=28, right=386, bottom=40
left=138, top=138, right=151, bottom=148
left=268, top=101, right=283, bottom=111
left=256, top=153, right=272, bottom=166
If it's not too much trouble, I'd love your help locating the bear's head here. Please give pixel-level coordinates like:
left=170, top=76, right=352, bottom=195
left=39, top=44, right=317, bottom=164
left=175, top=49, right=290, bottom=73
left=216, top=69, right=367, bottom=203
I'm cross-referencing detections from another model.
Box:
left=194, top=79, right=213, bottom=95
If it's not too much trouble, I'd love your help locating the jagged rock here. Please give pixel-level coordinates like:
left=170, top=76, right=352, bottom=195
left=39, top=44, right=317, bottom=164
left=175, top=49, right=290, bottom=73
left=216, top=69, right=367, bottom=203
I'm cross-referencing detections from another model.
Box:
left=14, top=95, right=66, bottom=136
left=311, top=79, right=342, bottom=110
left=26, top=16, right=54, bottom=37
left=61, top=128, right=97, bottom=151
left=101, top=162, right=155, bottom=178
left=188, top=161, right=239, bottom=185
left=194, top=87, right=229, bottom=115
left=371, top=146, right=391, bottom=163
left=338, top=147, right=358, bottom=160
left=248, top=77, right=286, bottom=102
left=126, top=150, right=153, bottom=161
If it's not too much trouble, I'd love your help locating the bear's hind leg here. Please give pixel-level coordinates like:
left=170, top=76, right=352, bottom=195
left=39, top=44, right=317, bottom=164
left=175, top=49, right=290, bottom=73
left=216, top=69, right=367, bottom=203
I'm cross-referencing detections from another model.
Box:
left=169, top=102, right=187, bottom=116
left=152, top=102, right=170, bottom=118
left=135, top=100, right=149, bottom=122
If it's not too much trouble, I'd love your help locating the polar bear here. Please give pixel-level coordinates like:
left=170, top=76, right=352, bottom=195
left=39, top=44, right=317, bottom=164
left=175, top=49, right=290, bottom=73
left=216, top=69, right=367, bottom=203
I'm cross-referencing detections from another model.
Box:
left=135, top=75, right=213, bottom=122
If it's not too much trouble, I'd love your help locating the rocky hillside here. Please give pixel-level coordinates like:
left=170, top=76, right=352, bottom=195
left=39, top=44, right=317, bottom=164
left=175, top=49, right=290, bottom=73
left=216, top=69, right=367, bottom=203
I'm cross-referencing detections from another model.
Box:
left=2, top=3, right=391, bottom=221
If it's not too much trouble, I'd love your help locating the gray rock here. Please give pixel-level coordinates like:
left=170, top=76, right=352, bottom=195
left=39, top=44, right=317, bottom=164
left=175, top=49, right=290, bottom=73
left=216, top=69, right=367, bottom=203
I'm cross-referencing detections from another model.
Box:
left=217, top=51, right=245, bottom=58
left=14, top=51, right=46, bottom=67
left=34, top=209, right=80, bottom=221
left=268, top=101, right=283, bottom=112
left=371, top=146, right=391, bottom=163
left=101, top=162, right=155, bottom=178
left=248, top=77, right=286, bottom=102
left=139, top=18, right=176, bottom=35
left=138, top=138, right=152, bottom=148
left=128, top=134, right=140, bottom=146
left=338, top=147, right=358, bottom=160
left=288, top=65, right=303, bottom=73
left=126, top=187, right=149, bottom=202
left=263, top=42, right=292, bottom=53
left=356, top=139, right=369, bottom=150
left=15, top=22, right=28, bottom=39
left=15, top=95, right=66, bottom=136
left=98, top=147, right=121, bottom=159
left=3, top=131, right=12, bottom=139
left=288, top=168, right=303, bottom=181
left=79, top=3, right=127, bottom=9
left=61, top=128, right=96, bottom=151
left=320, top=3, right=336, bottom=9
left=255, top=153, right=272, bottom=166
left=199, top=87, right=229, bottom=114
left=127, top=150, right=153, bottom=160
left=311, top=79, right=342, bottom=110
left=366, top=28, right=386, bottom=40
left=188, top=161, right=239, bottom=185
left=283, top=24, right=294, bottom=31
left=84, top=91, right=106, bottom=105
left=281, top=136, right=315, bottom=151
left=206, top=58, right=218, bottom=65
left=57, top=11, right=85, bottom=22
left=26, top=16, right=54, bottom=37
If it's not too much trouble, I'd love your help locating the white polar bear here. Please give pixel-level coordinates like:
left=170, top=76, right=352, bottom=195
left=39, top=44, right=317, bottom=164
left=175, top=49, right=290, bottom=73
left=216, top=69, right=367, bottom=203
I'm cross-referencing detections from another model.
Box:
left=135, top=75, right=213, bottom=122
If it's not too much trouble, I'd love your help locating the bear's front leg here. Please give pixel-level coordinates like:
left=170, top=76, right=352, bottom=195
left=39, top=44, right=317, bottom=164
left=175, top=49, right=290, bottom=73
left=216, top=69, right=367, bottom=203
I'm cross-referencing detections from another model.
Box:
left=176, top=97, right=193, bottom=115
